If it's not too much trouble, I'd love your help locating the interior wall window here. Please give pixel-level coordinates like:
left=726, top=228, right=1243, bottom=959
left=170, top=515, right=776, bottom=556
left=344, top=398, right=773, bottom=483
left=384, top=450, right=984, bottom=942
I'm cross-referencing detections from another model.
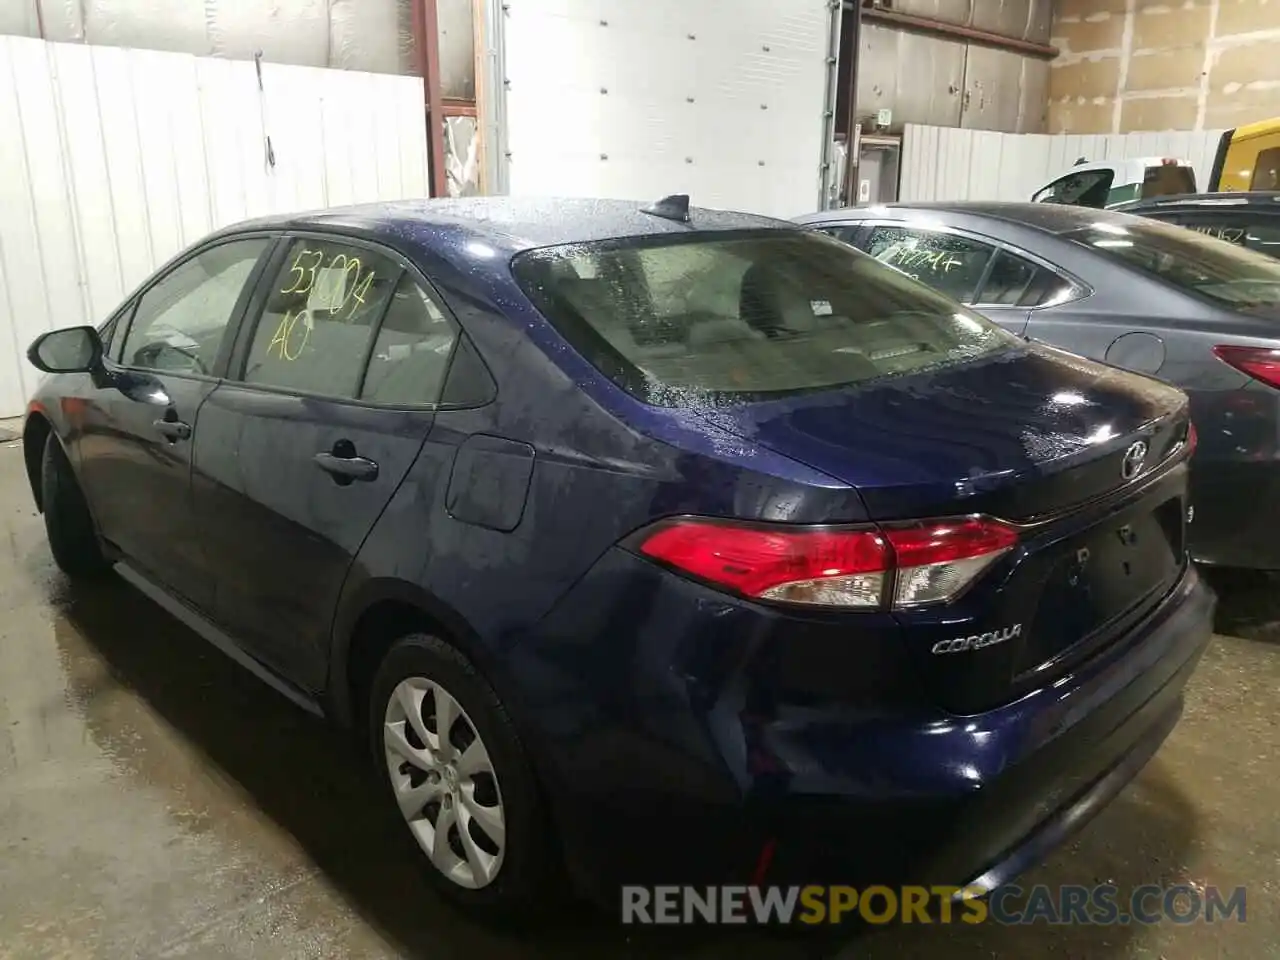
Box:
left=359, top=277, right=459, bottom=405
left=119, top=239, right=268, bottom=375
left=242, top=238, right=399, bottom=397
left=866, top=226, right=995, bottom=303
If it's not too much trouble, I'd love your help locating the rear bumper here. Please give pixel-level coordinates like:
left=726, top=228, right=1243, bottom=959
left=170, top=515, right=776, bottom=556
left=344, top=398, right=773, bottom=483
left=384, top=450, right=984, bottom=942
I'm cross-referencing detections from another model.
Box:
left=508, top=552, right=1213, bottom=901
left=1188, top=456, right=1280, bottom=569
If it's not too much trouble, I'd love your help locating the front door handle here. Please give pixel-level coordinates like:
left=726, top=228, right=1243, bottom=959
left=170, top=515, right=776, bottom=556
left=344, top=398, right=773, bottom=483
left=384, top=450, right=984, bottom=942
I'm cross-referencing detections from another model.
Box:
left=313, top=451, right=379, bottom=484
left=153, top=418, right=191, bottom=441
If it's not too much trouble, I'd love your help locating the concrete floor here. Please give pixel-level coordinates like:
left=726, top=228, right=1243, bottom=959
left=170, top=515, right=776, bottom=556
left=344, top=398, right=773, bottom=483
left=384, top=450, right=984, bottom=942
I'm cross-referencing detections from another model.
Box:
left=0, top=438, right=1276, bottom=960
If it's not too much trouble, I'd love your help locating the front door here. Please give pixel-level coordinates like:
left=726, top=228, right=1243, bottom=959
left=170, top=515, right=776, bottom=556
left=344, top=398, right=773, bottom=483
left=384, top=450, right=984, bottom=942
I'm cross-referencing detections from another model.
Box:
left=76, top=236, right=273, bottom=611
left=192, top=235, right=460, bottom=691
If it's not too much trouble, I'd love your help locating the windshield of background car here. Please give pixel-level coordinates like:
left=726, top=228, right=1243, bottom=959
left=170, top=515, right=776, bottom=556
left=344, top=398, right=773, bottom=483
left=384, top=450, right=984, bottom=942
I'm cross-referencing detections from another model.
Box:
left=510, top=230, right=1020, bottom=406
left=1064, top=217, right=1280, bottom=309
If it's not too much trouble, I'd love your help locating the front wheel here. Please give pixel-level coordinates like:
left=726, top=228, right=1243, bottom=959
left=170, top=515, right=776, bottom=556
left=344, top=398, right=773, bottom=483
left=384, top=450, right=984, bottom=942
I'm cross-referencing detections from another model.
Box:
left=368, top=633, right=557, bottom=916
left=41, top=433, right=110, bottom=578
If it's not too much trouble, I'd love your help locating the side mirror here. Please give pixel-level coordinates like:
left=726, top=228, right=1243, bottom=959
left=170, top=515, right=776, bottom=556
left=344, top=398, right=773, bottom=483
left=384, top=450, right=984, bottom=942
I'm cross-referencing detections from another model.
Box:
left=27, top=326, right=104, bottom=374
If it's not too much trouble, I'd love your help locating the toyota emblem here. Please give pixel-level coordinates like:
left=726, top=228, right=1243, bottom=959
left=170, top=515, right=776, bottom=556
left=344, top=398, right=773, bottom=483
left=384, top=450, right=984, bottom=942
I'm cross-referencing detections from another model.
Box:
left=1121, top=440, right=1148, bottom=481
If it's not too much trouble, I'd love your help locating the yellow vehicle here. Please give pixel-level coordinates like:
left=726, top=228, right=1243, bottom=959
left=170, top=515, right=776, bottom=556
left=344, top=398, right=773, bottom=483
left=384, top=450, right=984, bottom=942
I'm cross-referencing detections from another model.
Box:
left=1208, top=118, right=1280, bottom=191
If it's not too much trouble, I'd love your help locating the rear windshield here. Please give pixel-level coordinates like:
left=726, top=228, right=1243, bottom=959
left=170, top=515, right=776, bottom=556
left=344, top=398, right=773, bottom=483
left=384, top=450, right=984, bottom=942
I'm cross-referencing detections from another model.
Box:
left=1064, top=217, right=1280, bottom=309
left=510, top=230, right=1019, bottom=406
left=1141, top=164, right=1196, bottom=199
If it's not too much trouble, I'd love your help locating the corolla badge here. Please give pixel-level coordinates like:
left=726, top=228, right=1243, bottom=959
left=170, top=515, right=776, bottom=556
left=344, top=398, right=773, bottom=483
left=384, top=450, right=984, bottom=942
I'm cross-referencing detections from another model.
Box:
left=931, top=624, right=1022, bottom=655
left=1121, top=440, right=1148, bottom=481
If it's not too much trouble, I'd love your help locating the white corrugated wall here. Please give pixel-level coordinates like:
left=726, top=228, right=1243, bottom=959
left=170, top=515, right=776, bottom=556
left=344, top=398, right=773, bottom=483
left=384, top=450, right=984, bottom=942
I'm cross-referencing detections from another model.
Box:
left=0, top=35, right=430, bottom=419
left=496, top=0, right=837, bottom=219
left=900, top=124, right=1227, bottom=203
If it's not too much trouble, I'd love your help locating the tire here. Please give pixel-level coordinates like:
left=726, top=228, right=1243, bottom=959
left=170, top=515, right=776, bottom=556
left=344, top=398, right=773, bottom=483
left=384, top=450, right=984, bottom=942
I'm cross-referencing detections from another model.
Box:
left=41, top=433, right=110, bottom=579
left=368, top=632, right=557, bottom=918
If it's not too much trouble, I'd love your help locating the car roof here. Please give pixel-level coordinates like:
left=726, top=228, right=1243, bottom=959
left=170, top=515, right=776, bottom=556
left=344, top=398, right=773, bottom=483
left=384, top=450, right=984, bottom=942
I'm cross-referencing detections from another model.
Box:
left=1114, top=191, right=1280, bottom=213
left=795, top=201, right=1134, bottom=235
left=215, top=196, right=792, bottom=256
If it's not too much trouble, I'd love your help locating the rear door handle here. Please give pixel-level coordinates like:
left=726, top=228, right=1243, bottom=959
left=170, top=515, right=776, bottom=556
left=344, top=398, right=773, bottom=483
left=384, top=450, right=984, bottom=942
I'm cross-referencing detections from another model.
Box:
left=313, top=451, right=379, bottom=484
left=153, top=419, right=191, bottom=441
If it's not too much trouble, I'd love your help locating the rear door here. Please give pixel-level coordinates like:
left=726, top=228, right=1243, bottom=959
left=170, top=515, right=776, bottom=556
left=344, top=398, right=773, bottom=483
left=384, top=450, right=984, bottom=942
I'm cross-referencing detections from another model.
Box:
left=192, top=233, right=462, bottom=691
left=76, top=235, right=274, bottom=610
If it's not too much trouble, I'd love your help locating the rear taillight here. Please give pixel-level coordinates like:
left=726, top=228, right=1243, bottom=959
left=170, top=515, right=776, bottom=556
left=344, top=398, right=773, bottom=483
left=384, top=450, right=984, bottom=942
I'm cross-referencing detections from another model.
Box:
left=1186, top=421, right=1198, bottom=455
left=635, top=516, right=1018, bottom=610
left=1213, top=344, right=1280, bottom=389
left=883, top=517, right=1020, bottom=608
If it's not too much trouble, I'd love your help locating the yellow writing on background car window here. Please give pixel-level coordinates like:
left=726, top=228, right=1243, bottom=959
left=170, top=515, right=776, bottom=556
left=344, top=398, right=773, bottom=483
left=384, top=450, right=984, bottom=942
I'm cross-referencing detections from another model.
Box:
left=884, top=247, right=962, bottom=274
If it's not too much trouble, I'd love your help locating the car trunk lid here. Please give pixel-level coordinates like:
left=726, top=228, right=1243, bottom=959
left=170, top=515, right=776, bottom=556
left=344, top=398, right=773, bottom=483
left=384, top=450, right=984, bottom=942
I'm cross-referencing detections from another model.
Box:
left=695, top=344, right=1193, bottom=712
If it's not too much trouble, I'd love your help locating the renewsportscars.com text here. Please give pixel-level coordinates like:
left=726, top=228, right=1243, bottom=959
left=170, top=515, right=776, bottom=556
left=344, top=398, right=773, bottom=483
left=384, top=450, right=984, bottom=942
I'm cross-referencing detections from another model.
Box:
left=620, top=883, right=1247, bottom=926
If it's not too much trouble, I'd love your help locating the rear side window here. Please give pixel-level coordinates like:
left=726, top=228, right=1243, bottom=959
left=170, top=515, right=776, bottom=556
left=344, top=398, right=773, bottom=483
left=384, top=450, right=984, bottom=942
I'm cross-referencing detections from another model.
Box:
left=359, top=276, right=459, bottom=405
left=1065, top=217, right=1280, bottom=309
left=511, top=230, right=1019, bottom=406
left=866, top=226, right=994, bottom=302
left=975, top=250, right=1076, bottom=307
left=242, top=239, right=399, bottom=397
left=1250, top=147, right=1280, bottom=190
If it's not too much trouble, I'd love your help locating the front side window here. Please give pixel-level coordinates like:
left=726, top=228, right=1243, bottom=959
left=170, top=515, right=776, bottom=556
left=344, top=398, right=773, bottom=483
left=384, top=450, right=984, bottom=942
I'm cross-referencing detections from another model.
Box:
left=120, top=238, right=268, bottom=375
left=866, top=226, right=995, bottom=303
left=1034, top=170, right=1115, bottom=208
left=242, top=238, right=399, bottom=397
left=511, top=230, right=1019, bottom=407
left=1065, top=217, right=1280, bottom=309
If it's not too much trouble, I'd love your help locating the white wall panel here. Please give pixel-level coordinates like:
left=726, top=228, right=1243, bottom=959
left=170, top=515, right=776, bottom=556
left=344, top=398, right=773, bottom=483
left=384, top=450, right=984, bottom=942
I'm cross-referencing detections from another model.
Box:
left=901, top=124, right=1228, bottom=204
left=0, top=35, right=429, bottom=418
left=498, top=0, right=835, bottom=218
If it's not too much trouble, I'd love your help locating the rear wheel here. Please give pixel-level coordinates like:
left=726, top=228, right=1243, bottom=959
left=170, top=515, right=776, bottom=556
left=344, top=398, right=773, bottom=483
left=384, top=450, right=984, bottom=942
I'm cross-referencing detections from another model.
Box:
left=41, top=433, right=110, bottom=578
left=368, top=633, right=556, bottom=916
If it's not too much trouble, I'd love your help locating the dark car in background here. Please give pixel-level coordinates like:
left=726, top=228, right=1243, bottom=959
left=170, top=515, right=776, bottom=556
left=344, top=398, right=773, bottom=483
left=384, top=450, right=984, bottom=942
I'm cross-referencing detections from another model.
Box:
left=23, top=197, right=1210, bottom=917
left=1118, top=191, right=1280, bottom=259
left=798, top=202, right=1280, bottom=571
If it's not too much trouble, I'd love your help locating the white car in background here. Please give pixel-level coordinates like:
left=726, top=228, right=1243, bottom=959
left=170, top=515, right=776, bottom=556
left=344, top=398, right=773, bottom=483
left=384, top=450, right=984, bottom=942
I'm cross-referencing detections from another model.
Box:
left=1032, top=157, right=1197, bottom=209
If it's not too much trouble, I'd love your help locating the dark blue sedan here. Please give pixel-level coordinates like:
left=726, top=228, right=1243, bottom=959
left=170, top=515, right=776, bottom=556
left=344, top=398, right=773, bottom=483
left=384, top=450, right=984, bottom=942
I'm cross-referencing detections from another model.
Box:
left=21, top=196, right=1213, bottom=917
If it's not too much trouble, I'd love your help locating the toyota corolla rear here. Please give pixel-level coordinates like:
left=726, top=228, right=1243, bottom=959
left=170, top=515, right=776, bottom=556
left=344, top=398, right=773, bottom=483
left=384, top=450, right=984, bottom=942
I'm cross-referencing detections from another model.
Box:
left=507, top=226, right=1214, bottom=898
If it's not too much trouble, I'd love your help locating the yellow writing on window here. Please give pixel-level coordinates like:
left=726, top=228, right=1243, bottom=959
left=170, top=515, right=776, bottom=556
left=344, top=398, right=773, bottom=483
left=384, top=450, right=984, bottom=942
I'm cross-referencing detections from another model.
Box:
left=267, top=308, right=311, bottom=361
left=886, top=247, right=963, bottom=274
left=267, top=248, right=382, bottom=361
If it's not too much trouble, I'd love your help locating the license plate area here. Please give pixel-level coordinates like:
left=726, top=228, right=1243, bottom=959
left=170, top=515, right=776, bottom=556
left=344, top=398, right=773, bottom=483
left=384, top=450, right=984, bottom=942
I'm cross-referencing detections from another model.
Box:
left=1018, top=497, right=1184, bottom=674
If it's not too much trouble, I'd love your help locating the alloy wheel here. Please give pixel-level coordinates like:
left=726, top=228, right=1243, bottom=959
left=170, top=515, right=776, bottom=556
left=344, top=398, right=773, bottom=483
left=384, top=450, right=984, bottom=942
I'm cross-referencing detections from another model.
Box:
left=383, top=677, right=506, bottom=889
